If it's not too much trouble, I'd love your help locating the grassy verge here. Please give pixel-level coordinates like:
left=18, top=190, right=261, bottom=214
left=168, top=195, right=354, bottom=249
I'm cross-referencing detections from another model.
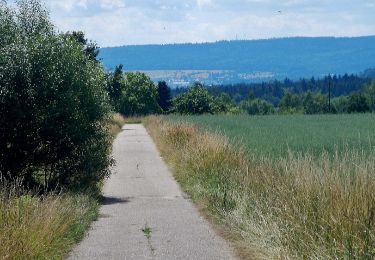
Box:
left=0, top=113, right=126, bottom=259
left=144, top=116, right=375, bottom=259
left=109, top=113, right=143, bottom=137
left=0, top=179, right=99, bottom=259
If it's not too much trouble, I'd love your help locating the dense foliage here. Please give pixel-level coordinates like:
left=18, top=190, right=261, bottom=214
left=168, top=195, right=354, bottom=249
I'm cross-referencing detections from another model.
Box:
left=172, top=84, right=213, bottom=114
left=171, top=83, right=240, bottom=115
left=157, top=81, right=172, bottom=112
left=118, top=72, right=161, bottom=116
left=172, top=76, right=374, bottom=115
left=0, top=0, right=112, bottom=190
left=174, top=74, right=371, bottom=104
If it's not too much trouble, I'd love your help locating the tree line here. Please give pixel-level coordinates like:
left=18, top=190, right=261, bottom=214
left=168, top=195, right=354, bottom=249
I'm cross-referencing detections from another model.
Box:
left=170, top=75, right=375, bottom=115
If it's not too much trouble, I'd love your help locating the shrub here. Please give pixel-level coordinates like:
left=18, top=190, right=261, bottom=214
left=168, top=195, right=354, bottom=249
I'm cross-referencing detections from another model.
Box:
left=240, top=98, right=274, bottom=115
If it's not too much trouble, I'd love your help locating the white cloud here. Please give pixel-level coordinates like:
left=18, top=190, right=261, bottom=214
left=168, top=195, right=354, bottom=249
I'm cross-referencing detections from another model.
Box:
left=49, top=0, right=88, bottom=11
left=197, top=0, right=212, bottom=8
left=46, top=0, right=375, bottom=47
left=99, top=0, right=125, bottom=10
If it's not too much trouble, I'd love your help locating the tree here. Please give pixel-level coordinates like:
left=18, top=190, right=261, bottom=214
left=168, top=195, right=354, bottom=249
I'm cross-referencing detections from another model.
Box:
left=301, top=92, right=328, bottom=114
left=172, top=83, right=213, bottom=114
left=211, top=93, right=239, bottom=114
left=119, top=72, right=161, bottom=116
left=364, top=81, right=375, bottom=111
left=347, top=92, right=370, bottom=113
left=332, top=96, right=349, bottom=113
left=278, top=91, right=303, bottom=114
left=107, top=64, right=124, bottom=109
left=66, top=31, right=100, bottom=62
left=0, top=0, right=112, bottom=190
left=157, top=81, right=172, bottom=112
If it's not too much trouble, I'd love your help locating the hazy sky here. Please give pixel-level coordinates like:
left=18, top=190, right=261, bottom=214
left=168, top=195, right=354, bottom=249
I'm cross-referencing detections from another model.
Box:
left=44, top=0, right=375, bottom=47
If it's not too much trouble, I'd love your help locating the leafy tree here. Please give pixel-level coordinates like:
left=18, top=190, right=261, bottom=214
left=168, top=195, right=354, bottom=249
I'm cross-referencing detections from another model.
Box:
left=347, top=92, right=370, bottom=113
left=66, top=31, right=100, bottom=62
left=278, top=91, right=303, bottom=114
left=211, top=93, right=239, bottom=114
left=157, top=81, right=172, bottom=112
left=0, top=1, right=16, bottom=46
left=119, top=72, right=161, bottom=116
left=301, top=92, right=328, bottom=114
left=172, top=83, right=213, bottom=114
left=0, top=0, right=112, bottom=190
left=332, top=96, right=350, bottom=113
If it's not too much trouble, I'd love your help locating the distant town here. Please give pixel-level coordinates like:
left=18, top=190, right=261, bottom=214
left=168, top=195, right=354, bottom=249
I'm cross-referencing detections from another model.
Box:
left=130, top=70, right=277, bottom=87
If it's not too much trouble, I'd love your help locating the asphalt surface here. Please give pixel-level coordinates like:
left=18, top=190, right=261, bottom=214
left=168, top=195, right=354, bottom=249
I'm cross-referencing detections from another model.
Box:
left=68, top=124, right=236, bottom=260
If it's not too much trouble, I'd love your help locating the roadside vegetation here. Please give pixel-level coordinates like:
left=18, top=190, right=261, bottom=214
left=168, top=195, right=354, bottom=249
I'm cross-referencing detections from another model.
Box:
left=0, top=1, right=126, bottom=258
left=145, top=115, right=375, bottom=259
left=2, top=0, right=375, bottom=259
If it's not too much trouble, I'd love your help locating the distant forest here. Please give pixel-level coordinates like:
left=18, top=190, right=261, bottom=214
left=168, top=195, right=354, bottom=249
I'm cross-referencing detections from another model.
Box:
left=100, top=36, right=375, bottom=79
left=173, top=74, right=373, bottom=105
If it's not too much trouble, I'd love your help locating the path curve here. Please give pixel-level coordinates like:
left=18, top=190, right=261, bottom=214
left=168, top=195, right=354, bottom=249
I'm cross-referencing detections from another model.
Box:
left=69, top=124, right=236, bottom=260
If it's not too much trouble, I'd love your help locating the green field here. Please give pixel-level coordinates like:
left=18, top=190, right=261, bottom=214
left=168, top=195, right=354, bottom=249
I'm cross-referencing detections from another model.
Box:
left=150, top=114, right=375, bottom=258
left=168, top=114, right=375, bottom=158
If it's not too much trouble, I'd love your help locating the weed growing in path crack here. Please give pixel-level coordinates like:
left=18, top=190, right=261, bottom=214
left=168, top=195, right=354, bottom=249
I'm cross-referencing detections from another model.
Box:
left=142, top=225, right=152, bottom=239
left=142, top=224, right=156, bottom=255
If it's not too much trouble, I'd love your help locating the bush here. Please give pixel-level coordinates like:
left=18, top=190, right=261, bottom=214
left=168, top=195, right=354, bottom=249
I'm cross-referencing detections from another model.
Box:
left=0, top=0, right=112, bottom=190
left=240, top=98, right=274, bottom=115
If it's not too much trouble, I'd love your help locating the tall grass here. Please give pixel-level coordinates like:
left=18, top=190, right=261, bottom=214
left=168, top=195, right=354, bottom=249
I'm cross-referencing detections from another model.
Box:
left=0, top=113, right=126, bottom=259
left=145, top=116, right=375, bottom=259
left=109, top=113, right=127, bottom=137
left=0, top=179, right=99, bottom=259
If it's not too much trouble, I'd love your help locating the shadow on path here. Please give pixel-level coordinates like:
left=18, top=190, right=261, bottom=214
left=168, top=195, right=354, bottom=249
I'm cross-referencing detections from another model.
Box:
left=101, top=196, right=131, bottom=205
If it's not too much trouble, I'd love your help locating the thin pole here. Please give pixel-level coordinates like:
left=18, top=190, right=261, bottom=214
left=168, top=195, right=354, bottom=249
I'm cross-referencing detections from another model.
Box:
left=328, top=75, right=331, bottom=113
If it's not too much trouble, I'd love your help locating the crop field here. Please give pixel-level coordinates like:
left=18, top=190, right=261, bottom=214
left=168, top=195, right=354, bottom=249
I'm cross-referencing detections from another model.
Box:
left=168, top=114, right=375, bottom=159
left=146, top=114, right=375, bottom=259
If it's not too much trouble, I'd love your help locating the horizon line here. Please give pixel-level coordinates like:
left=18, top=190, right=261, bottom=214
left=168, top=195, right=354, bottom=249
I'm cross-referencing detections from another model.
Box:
left=100, top=35, right=375, bottom=49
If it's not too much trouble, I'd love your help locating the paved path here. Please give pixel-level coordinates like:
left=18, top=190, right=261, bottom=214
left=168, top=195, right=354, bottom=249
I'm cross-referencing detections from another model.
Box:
left=69, top=124, right=236, bottom=260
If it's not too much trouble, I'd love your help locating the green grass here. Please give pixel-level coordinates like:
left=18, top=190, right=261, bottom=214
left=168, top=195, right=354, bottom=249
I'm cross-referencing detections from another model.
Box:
left=168, top=114, right=375, bottom=158
left=0, top=180, right=100, bottom=259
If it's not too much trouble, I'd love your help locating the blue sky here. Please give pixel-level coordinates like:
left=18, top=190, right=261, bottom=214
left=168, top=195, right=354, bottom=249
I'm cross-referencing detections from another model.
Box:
left=44, top=0, right=375, bottom=47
